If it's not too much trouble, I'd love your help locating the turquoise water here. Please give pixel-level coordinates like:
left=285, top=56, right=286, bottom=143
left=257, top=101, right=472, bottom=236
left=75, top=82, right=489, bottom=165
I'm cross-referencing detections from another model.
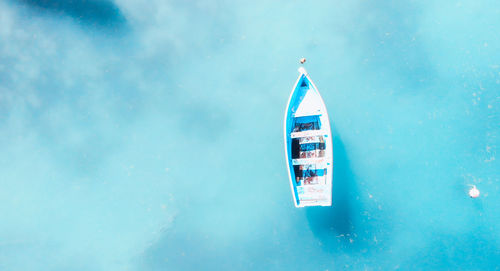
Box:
left=1, top=0, right=499, bottom=270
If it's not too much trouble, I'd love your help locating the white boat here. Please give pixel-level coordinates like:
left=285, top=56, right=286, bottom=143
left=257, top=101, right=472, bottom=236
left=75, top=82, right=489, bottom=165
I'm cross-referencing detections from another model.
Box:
left=284, top=67, right=333, bottom=207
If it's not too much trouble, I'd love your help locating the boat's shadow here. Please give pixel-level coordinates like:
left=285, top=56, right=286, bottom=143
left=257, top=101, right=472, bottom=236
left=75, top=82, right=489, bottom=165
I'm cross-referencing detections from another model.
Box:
left=305, top=128, right=367, bottom=251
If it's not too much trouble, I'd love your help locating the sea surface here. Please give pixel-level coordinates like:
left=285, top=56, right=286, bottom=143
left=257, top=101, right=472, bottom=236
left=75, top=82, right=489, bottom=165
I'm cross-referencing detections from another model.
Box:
left=0, top=0, right=499, bottom=270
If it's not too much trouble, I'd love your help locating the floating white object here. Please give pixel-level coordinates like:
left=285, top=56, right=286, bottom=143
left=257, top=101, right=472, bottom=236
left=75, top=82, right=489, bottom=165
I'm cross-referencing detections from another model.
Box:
left=284, top=67, right=333, bottom=207
left=469, top=185, right=480, bottom=198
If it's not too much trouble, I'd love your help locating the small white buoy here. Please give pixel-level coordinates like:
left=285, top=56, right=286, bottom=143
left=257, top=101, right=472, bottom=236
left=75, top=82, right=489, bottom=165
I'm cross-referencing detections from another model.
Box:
left=300, top=57, right=306, bottom=64
left=469, top=185, right=480, bottom=198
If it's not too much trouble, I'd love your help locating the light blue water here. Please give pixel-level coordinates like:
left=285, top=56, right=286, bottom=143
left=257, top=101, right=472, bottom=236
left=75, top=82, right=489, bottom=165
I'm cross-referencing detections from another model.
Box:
left=0, top=0, right=499, bottom=270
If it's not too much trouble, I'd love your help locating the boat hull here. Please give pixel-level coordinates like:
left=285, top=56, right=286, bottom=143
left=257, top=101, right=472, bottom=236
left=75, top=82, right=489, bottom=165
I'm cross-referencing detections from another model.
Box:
left=284, top=68, right=333, bottom=207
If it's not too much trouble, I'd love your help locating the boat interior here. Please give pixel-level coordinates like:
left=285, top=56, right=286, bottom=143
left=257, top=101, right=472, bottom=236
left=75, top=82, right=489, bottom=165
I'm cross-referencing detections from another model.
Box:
left=291, top=115, right=327, bottom=186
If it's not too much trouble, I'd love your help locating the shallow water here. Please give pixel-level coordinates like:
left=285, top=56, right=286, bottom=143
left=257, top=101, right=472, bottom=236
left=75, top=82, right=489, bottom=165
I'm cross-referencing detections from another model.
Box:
left=0, top=0, right=499, bottom=270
